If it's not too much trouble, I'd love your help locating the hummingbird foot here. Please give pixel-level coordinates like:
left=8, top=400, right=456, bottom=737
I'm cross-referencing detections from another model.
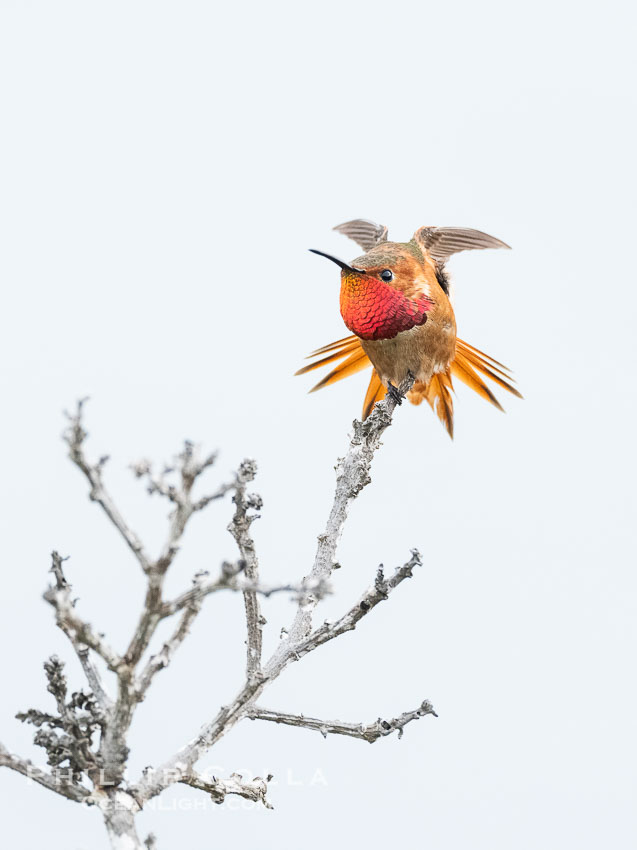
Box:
left=386, top=381, right=405, bottom=406
left=386, top=371, right=416, bottom=406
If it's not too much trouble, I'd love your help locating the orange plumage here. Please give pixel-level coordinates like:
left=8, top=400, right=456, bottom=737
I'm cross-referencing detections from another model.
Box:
left=297, top=220, right=521, bottom=437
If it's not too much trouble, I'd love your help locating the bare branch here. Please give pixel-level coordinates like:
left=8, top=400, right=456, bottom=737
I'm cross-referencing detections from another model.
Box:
left=135, top=595, right=203, bottom=701
left=193, top=484, right=234, bottom=511
left=44, top=553, right=124, bottom=675
left=122, top=444, right=235, bottom=670
left=131, top=677, right=264, bottom=802
left=6, top=388, right=433, bottom=848
left=76, top=647, right=112, bottom=713
left=131, top=383, right=422, bottom=807
left=132, top=450, right=232, bottom=511
left=92, top=440, right=235, bottom=788
left=289, top=549, right=423, bottom=662
left=228, top=460, right=264, bottom=681
left=47, top=552, right=113, bottom=710
left=161, top=562, right=332, bottom=618
left=122, top=577, right=163, bottom=668
left=266, top=548, right=423, bottom=678
left=136, top=567, right=331, bottom=702
left=132, top=550, right=422, bottom=803
left=64, top=400, right=152, bottom=574
left=97, top=689, right=135, bottom=788
left=0, top=742, right=91, bottom=803
left=180, top=770, right=273, bottom=808
left=131, top=442, right=233, bottom=575
left=247, top=700, right=437, bottom=742
left=271, top=374, right=416, bottom=663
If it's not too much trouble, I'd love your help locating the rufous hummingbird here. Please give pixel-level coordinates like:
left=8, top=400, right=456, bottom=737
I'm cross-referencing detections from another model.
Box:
left=297, top=219, right=521, bottom=437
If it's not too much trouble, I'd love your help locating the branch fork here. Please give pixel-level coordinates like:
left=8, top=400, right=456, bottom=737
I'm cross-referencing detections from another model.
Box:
left=2, top=380, right=435, bottom=850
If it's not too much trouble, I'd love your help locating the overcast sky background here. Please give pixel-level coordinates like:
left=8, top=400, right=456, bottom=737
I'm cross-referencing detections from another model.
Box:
left=0, top=2, right=635, bottom=848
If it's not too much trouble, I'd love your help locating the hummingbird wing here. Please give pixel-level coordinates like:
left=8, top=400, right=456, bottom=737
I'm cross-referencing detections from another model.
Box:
left=414, top=227, right=510, bottom=262
left=333, top=219, right=389, bottom=252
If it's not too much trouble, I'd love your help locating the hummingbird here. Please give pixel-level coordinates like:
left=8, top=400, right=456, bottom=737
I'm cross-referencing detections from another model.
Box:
left=296, top=219, right=521, bottom=437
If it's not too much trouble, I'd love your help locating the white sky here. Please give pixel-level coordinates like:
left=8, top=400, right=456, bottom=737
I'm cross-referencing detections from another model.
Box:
left=0, top=2, right=635, bottom=848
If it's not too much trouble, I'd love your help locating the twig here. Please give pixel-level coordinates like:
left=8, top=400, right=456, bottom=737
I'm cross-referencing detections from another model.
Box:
left=65, top=400, right=152, bottom=574
left=247, top=700, right=437, bottom=742
left=0, top=742, right=91, bottom=803
left=132, top=443, right=232, bottom=574
left=124, top=444, right=234, bottom=669
left=46, top=552, right=113, bottom=710
left=44, top=554, right=124, bottom=675
left=136, top=568, right=331, bottom=701
left=161, top=563, right=331, bottom=617
left=77, top=647, right=112, bottom=712
left=135, top=596, right=203, bottom=701
left=180, top=770, right=273, bottom=808
left=282, top=550, right=424, bottom=671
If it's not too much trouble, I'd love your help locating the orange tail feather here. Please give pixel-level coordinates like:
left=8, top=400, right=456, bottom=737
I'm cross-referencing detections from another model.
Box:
left=296, top=334, right=520, bottom=434
left=362, top=370, right=387, bottom=419
left=453, top=339, right=522, bottom=402
left=408, top=372, right=455, bottom=437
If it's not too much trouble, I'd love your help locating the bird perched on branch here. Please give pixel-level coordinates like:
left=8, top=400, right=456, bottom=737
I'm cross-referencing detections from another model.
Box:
left=296, top=219, right=521, bottom=438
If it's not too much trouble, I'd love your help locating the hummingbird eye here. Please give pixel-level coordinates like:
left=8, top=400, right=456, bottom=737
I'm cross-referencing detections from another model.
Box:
left=380, top=269, right=393, bottom=282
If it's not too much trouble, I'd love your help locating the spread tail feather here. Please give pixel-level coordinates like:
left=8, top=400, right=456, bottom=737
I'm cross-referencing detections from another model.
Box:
left=295, top=338, right=369, bottom=392
left=296, top=334, right=521, bottom=434
left=452, top=339, right=522, bottom=403
left=408, top=372, right=455, bottom=438
left=363, top=370, right=387, bottom=419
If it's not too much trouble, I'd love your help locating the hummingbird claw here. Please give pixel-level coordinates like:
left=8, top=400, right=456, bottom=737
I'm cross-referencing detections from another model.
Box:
left=387, top=372, right=416, bottom=406
left=386, top=381, right=404, bottom=406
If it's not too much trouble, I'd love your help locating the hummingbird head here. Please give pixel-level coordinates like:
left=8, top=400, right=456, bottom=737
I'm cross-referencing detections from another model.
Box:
left=309, top=242, right=429, bottom=288
left=309, top=243, right=435, bottom=341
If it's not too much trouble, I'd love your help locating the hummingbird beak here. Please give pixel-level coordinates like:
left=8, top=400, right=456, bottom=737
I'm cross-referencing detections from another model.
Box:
left=309, top=249, right=365, bottom=274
